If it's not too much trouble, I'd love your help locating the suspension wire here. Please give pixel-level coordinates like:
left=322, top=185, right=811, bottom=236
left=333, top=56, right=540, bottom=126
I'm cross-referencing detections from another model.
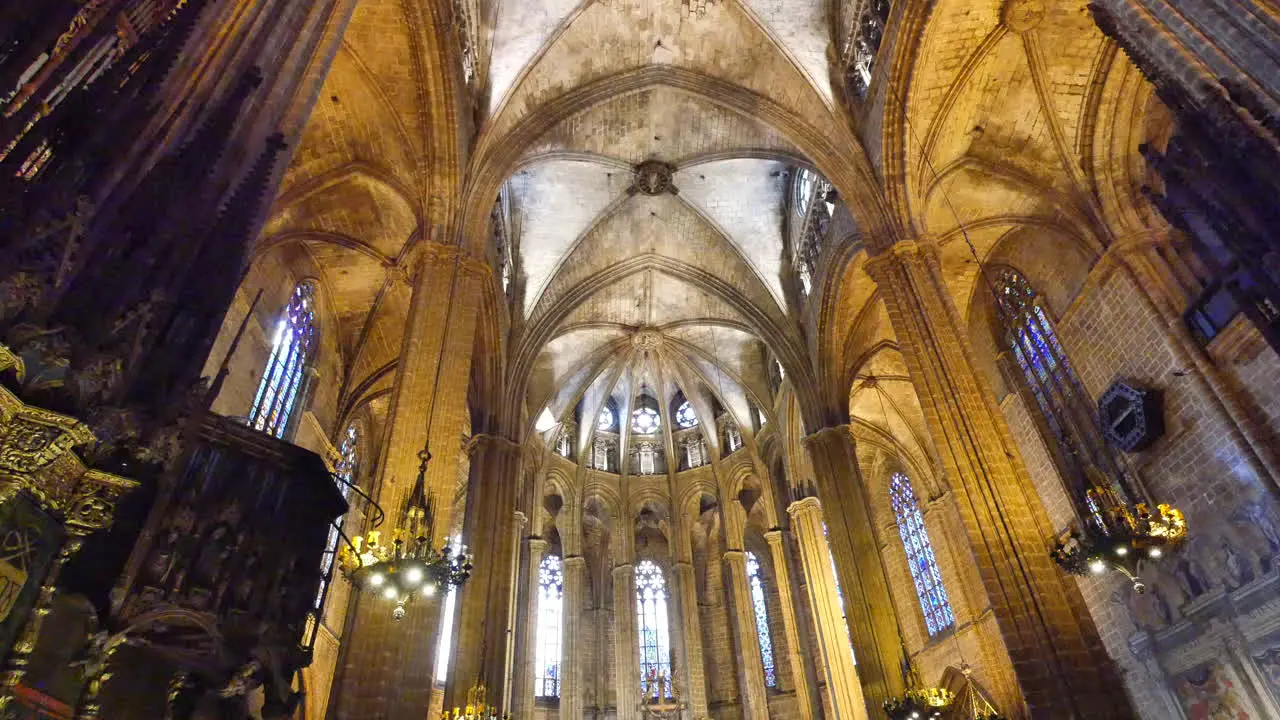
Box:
left=868, top=45, right=1090, bottom=714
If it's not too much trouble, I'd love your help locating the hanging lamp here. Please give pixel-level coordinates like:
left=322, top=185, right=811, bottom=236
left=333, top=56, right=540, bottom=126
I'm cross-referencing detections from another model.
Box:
left=338, top=238, right=477, bottom=619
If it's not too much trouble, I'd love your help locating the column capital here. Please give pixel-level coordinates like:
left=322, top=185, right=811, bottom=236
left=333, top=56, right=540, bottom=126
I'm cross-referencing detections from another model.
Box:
left=527, top=536, right=548, bottom=553
left=763, top=529, right=785, bottom=547
left=514, top=510, right=528, bottom=530
left=722, top=548, right=747, bottom=563
left=562, top=555, right=586, bottom=568
left=787, top=495, right=823, bottom=519
left=801, top=424, right=853, bottom=449
left=611, top=562, right=634, bottom=578
left=467, top=432, right=523, bottom=457
left=862, top=238, right=940, bottom=281
left=410, top=239, right=492, bottom=280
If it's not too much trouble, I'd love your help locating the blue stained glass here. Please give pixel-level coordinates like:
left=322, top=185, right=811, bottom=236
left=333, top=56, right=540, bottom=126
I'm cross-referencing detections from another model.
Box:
left=315, top=424, right=358, bottom=612
left=889, top=473, right=955, bottom=636
left=249, top=281, right=316, bottom=438
left=745, top=552, right=777, bottom=687
left=535, top=555, right=564, bottom=697
left=635, top=560, right=672, bottom=696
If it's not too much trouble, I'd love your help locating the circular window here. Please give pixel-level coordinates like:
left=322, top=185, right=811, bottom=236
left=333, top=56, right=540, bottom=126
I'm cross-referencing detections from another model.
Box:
left=632, top=407, right=661, bottom=434
left=675, top=401, right=698, bottom=429
left=597, top=407, right=615, bottom=432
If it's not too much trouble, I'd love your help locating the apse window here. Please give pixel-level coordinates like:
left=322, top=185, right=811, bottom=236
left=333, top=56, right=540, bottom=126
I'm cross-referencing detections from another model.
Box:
left=248, top=280, right=317, bottom=438
left=597, top=407, right=615, bottom=432
left=745, top=552, right=777, bottom=688
left=889, top=472, right=955, bottom=636
left=632, top=406, right=661, bottom=434
left=535, top=555, right=564, bottom=698
left=675, top=401, right=698, bottom=428
left=635, top=560, right=673, bottom=695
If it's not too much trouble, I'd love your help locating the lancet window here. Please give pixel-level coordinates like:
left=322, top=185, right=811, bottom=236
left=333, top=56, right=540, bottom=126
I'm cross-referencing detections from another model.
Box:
left=635, top=560, right=673, bottom=694
left=889, top=472, right=955, bottom=636
left=534, top=555, right=564, bottom=697
left=745, top=552, right=777, bottom=687
left=992, top=267, right=1136, bottom=521
left=592, top=438, right=612, bottom=472
left=248, top=281, right=316, bottom=438
left=434, top=535, right=462, bottom=683
left=315, top=423, right=358, bottom=612
left=683, top=437, right=706, bottom=470
left=724, top=420, right=743, bottom=453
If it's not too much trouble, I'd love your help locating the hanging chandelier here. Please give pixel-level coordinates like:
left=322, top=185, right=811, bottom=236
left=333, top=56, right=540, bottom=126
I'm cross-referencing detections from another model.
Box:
left=883, top=657, right=954, bottom=720
left=339, top=450, right=473, bottom=620
left=1050, top=485, right=1186, bottom=593
left=442, top=681, right=509, bottom=720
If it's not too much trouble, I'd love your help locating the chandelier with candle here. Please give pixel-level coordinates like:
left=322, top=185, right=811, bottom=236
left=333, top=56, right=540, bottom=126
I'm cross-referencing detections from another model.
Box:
left=339, top=449, right=473, bottom=620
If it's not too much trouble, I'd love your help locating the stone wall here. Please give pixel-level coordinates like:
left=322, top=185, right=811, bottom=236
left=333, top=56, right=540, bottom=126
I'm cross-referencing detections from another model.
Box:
left=991, top=257, right=1280, bottom=718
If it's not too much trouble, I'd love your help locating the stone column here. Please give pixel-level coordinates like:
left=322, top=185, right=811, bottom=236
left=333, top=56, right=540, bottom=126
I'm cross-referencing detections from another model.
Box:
left=672, top=561, right=709, bottom=718
left=787, top=497, right=866, bottom=720
left=517, top=537, right=548, bottom=720
left=331, top=244, right=485, bottom=720
left=720, top=502, right=769, bottom=720
left=560, top=555, right=587, bottom=720
left=723, top=550, right=771, bottom=720
left=801, top=426, right=902, bottom=712
left=446, top=435, right=525, bottom=712
left=764, top=530, right=815, bottom=720
left=865, top=240, right=1129, bottom=718
left=612, top=563, right=639, bottom=720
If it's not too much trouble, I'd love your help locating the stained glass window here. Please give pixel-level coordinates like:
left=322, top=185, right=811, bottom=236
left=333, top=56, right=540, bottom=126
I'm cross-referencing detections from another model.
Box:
left=794, top=169, right=817, bottom=217
left=745, top=552, right=777, bottom=687
left=636, top=441, right=659, bottom=475
left=993, top=267, right=1134, bottom=509
left=555, top=429, right=572, bottom=458
left=249, top=281, right=316, bottom=438
left=889, top=472, right=954, bottom=636
left=632, top=406, right=661, bottom=434
left=434, top=535, right=462, bottom=683
left=725, top=422, right=743, bottom=453
left=822, top=523, right=857, bottom=664
left=535, top=555, right=564, bottom=698
left=684, top=438, right=705, bottom=469
left=598, top=407, right=615, bottom=432
left=675, top=401, right=698, bottom=428
left=593, top=438, right=610, bottom=472
left=315, top=424, right=358, bottom=612
left=635, top=560, right=673, bottom=695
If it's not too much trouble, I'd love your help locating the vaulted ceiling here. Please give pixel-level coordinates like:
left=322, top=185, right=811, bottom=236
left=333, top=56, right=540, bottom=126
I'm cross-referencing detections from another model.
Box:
left=250, top=0, right=1158, bottom=439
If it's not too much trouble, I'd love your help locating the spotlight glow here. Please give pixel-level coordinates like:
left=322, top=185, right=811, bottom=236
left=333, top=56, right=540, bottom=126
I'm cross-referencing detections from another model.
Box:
left=382, top=587, right=397, bottom=600
left=1115, top=545, right=1129, bottom=557
left=369, top=573, right=385, bottom=587
left=1089, top=559, right=1107, bottom=574
left=423, top=583, right=437, bottom=597
left=405, top=566, right=424, bottom=585
left=1148, top=547, right=1162, bottom=558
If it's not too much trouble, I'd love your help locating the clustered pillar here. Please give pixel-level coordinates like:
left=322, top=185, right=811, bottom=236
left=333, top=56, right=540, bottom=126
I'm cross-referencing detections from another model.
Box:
left=764, top=529, right=816, bottom=720
left=559, top=555, right=587, bottom=719
left=802, top=425, right=902, bottom=713
left=612, top=562, right=639, bottom=720
left=787, top=496, right=868, bottom=720
left=721, top=503, right=770, bottom=720
left=330, top=243, right=485, bottom=720
left=865, top=240, right=1130, bottom=718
